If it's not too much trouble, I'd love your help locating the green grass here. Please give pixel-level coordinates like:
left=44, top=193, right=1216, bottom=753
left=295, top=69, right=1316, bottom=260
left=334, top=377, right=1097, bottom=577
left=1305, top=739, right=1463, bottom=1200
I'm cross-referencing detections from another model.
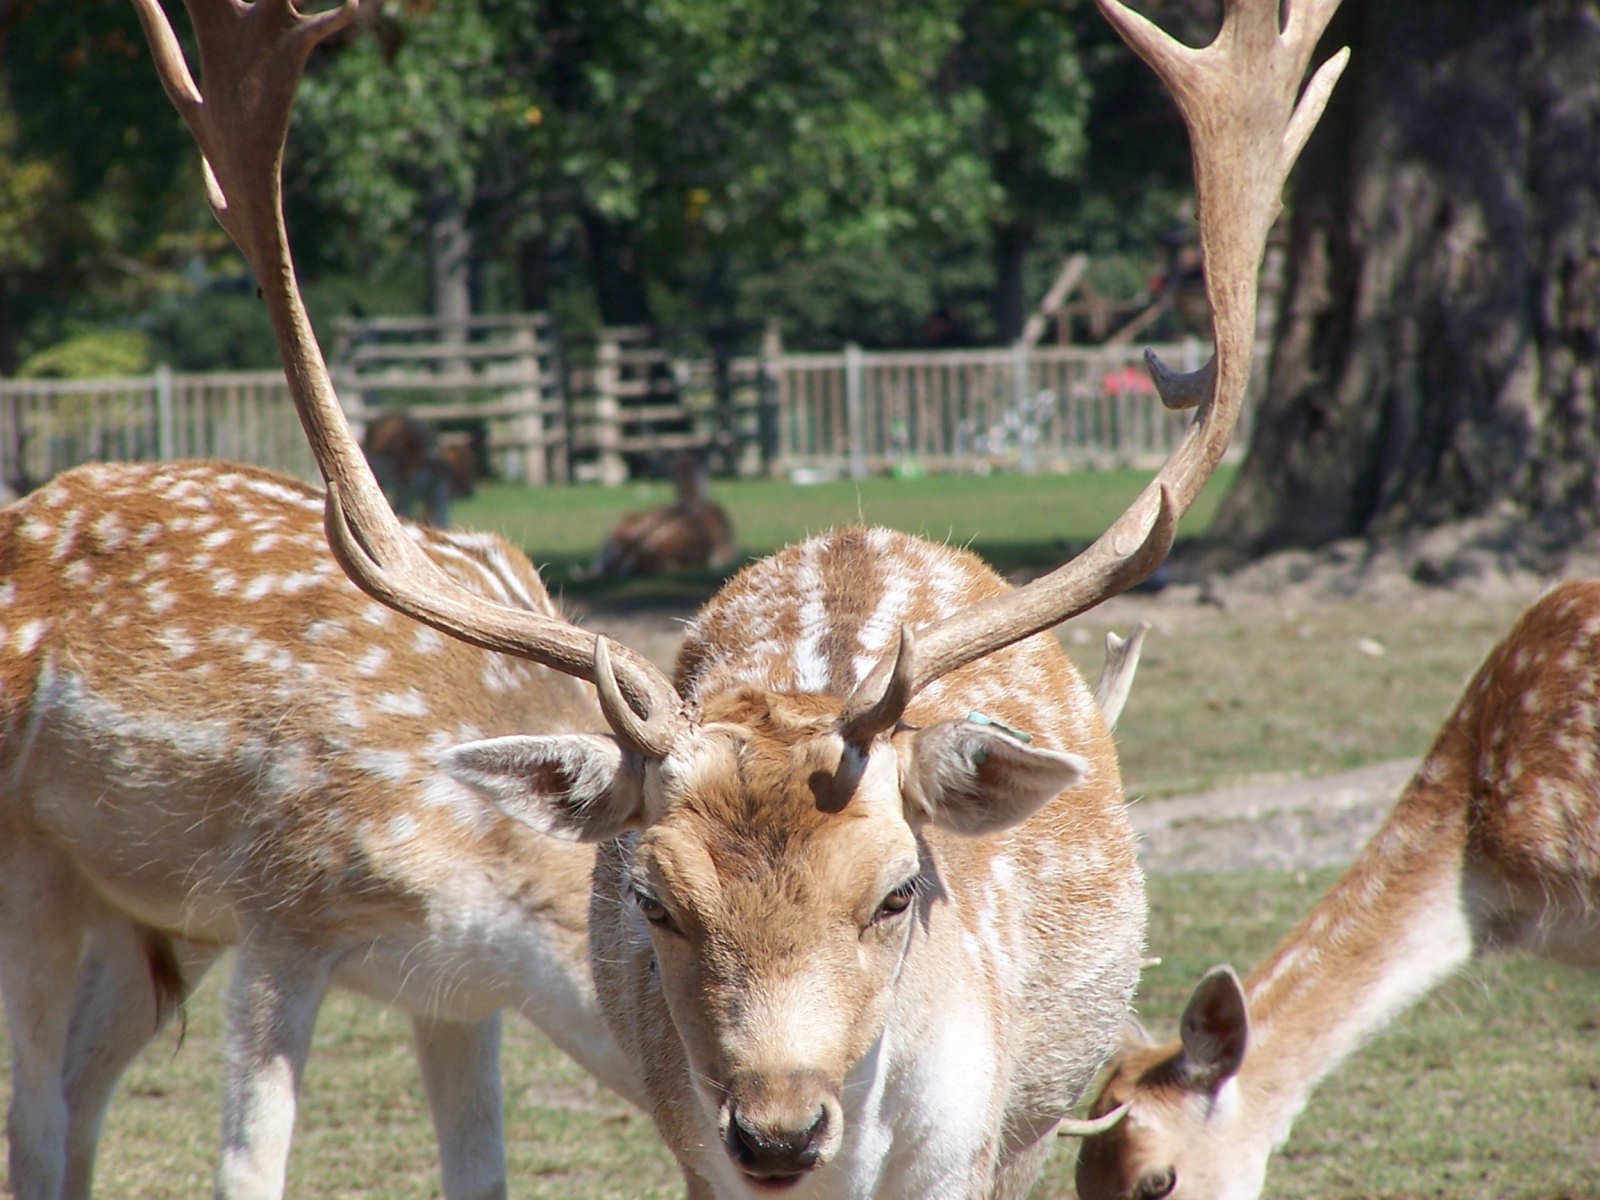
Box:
left=13, top=874, right=1595, bottom=1198
left=455, top=465, right=1230, bottom=607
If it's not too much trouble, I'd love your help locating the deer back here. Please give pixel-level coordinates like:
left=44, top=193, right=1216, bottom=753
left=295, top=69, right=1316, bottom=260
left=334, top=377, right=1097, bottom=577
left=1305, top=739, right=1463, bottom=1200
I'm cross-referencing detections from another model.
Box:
left=0, top=460, right=600, bottom=971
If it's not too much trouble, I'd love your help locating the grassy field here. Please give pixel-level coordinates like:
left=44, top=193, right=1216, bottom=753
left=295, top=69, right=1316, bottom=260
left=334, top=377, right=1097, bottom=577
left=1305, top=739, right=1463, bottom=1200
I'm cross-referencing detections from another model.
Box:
left=4, top=467, right=1597, bottom=1197
left=454, top=465, right=1230, bottom=607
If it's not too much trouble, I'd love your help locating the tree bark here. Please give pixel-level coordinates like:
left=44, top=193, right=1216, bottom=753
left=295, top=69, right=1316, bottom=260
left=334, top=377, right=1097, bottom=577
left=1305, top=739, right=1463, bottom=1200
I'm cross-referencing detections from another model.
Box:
left=1208, top=0, right=1600, bottom=557
left=991, top=219, right=1033, bottom=345
left=580, top=210, right=654, bottom=328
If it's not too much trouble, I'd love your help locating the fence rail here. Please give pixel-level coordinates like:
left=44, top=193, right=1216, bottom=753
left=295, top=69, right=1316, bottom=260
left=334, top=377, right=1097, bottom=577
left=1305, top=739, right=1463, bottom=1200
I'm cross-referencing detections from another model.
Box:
left=0, top=337, right=1266, bottom=490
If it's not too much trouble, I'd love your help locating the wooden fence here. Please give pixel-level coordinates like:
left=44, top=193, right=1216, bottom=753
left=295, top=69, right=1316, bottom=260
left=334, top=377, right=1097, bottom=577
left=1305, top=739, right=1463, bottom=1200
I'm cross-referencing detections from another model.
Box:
left=0, top=336, right=1266, bottom=490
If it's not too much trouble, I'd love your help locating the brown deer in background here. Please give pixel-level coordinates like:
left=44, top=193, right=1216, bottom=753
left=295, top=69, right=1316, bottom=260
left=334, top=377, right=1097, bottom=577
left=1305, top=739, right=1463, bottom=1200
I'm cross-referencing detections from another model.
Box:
left=361, top=410, right=478, bottom=528
left=127, top=0, right=1346, bottom=1195
left=1075, top=578, right=1600, bottom=1200
left=0, top=460, right=639, bottom=1199
left=589, top=452, right=737, bottom=579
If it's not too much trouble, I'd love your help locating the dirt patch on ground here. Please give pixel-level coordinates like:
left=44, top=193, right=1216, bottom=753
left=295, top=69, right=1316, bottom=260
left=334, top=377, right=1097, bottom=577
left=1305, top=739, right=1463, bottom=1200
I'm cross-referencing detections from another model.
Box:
left=573, top=513, right=1600, bottom=877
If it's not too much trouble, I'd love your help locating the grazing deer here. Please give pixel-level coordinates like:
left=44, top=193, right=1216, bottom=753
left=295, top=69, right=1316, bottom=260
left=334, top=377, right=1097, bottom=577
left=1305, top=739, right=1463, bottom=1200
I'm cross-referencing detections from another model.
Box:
left=362, top=410, right=478, bottom=528
left=1075, top=579, right=1600, bottom=1200
left=0, top=459, right=640, bottom=1200
left=589, top=453, right=737, bottom=580
left=127, top=0, right=1346, bottom=1195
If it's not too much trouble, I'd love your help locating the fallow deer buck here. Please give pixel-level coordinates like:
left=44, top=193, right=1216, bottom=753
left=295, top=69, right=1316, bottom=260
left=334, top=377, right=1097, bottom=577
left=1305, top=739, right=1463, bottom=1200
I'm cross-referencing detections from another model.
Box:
left=128, top=0, right=1346, bottom=1195
left=1075, top=579, right=1600, bottom=1200
left=0, top=460, right=642, bottom=1200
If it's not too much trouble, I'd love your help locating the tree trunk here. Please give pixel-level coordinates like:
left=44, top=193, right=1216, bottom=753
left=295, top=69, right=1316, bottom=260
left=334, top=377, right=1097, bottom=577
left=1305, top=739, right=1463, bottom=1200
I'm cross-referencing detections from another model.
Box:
left=428, top=190, right=473, bottom=331
left=581, top=210, right=654, bottom=328
left=1208, top=0, right=1600, bottom=557
left=991, top=219, right=1032, bottom=345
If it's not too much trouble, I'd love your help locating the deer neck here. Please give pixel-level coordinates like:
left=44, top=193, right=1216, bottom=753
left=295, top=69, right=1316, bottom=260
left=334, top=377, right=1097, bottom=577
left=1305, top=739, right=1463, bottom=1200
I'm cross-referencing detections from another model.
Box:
left=1234, top=769, right=1476, bottom=1148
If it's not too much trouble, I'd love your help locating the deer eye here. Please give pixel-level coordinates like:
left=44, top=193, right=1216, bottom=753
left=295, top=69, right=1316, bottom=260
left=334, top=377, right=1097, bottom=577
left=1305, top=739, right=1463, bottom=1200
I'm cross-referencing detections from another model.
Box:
left=872, top=878, right=919, bottom=925
left=1134, top=1166, right=1177, bottom=1200
left=631, top=886, right=676, bottom=931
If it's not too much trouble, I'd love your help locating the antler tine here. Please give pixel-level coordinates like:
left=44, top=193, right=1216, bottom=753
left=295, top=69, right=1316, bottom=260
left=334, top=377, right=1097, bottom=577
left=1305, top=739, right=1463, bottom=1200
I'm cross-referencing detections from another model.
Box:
left=846, top=0, right=1347, bottom=722
left=130, top=0, right=690, bottom=753
left=837, top=625, right=916, bottom=746
left=1056, top=1100, right=1132, bottom=1139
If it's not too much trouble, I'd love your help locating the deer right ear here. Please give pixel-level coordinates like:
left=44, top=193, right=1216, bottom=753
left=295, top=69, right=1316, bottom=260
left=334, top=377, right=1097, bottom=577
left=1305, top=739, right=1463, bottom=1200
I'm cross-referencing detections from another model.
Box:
left=1177, top=965, right=1249, bottom=1092
left=442, top=734, right=645, bottom=842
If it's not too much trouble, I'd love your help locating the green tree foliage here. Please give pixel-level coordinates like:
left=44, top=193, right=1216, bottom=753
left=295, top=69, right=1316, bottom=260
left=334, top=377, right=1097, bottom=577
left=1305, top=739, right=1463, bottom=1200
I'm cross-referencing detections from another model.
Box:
left=3, top=0, right=1193, bottom=365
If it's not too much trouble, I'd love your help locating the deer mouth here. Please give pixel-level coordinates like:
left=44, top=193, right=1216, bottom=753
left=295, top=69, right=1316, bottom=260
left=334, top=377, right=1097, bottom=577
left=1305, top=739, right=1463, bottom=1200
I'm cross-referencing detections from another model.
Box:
left=738, top=1166, right=811, bottom=1192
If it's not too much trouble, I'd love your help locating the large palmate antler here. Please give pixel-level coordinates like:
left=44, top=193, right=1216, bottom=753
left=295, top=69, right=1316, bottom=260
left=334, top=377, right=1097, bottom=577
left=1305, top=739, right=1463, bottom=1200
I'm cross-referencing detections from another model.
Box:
left=840, top=0, right=1349, bottom=738
left=129, top=0, right=690, bottom=756
left=132, top=0, right=1344, bottom=757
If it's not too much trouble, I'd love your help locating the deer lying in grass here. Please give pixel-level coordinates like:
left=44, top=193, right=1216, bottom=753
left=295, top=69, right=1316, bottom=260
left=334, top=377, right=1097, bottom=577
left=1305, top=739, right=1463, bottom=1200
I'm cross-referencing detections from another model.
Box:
left=1075, top=579, right=1600, bottom=1200
left=127, top=0, right=1346, bottom=1194
left=589, top=453, right=737, bottom=580
left=0, top=459, right=639, bottom=1200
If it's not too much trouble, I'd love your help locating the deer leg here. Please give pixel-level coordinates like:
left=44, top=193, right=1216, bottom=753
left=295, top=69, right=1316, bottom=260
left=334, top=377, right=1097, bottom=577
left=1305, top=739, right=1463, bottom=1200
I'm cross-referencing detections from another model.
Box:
left=60, top=923, right=219, bottom=1200
left=0, top=835, right=90, bottom=1199
left=411, top=1013, right=508, bottom=1200
left=215, top=936, right=333, bottom=1200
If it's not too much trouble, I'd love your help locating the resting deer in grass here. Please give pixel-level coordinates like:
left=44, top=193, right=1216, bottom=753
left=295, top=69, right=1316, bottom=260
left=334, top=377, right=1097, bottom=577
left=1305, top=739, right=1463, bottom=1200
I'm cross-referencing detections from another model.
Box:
left=589, top=453, right=737, bottom=580
left=1076, top=579, right=1600, bottom=1200
left=127, top=0, right=1346, bottom=1194
left=0, top=459, right=642, bottom=1200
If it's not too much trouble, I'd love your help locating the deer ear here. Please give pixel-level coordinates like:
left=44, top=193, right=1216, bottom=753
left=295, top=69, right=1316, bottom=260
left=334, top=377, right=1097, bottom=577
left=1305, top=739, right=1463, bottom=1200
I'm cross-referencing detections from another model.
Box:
left=442, top=734, right=645, bottom=842
left=900, top=718, right=1087, bottom=835
left=1177, top=965, right=1249, bottom=1091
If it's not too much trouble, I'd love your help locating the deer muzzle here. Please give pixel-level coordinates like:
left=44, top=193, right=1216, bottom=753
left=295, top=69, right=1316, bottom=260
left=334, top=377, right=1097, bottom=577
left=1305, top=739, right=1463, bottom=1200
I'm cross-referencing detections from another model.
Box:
left=720, top=1070, right=843, bottom=1188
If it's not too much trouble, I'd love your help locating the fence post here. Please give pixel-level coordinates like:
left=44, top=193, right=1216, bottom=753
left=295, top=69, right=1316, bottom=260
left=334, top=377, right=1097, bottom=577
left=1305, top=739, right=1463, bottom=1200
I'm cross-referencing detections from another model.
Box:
left=510, top=322, right=546, bottom=486
left=595, top=333, right=627, bottom=486
left=1010, top=340, right=1034, bottom=474
left=757, top=319, right=783, bottom=477
left=155, top=364, right=175, bottom=461
left=845, top=341, right=866, bottom=480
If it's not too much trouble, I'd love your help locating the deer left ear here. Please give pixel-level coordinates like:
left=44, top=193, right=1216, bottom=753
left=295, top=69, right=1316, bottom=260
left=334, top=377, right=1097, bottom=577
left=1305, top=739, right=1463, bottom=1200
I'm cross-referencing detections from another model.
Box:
left=1177, top=965, right=1249, bottom=1091
left=442, top=734, right=646, bottom=841
left=900, top=717, right=1087, bottom=835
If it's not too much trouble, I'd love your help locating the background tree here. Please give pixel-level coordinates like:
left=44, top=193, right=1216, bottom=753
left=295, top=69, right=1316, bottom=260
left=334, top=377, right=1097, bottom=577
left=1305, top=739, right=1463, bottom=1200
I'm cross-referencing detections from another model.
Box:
left=1209, top=0, right=1600, bottom=557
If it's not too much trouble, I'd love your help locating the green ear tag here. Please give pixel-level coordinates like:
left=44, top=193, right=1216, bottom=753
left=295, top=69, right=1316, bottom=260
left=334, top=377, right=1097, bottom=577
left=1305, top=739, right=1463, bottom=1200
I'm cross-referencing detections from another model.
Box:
left=965, top=711, right=1033, bottom=743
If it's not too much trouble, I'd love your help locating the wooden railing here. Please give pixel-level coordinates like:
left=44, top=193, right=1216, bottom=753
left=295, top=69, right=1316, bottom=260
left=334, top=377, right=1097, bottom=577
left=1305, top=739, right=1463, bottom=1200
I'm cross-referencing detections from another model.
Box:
left=0, top=334, right=1266, bottom=490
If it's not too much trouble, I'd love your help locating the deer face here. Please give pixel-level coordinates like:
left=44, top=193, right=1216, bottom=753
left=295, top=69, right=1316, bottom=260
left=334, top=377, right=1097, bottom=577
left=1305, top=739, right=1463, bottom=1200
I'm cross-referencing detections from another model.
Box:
left=1076, top=969, right=1265, bottom=1200
left=443, top=686, right=1086, bottom=1186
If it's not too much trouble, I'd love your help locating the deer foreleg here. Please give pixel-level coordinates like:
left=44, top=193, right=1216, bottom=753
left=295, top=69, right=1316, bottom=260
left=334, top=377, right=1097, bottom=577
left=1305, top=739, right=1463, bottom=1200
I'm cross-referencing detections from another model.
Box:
left=411, top=1013, right=508, bottom=1200
left=0, top=835, right=90, bottom=1200
left=216, top=937, right=333, bottom=1200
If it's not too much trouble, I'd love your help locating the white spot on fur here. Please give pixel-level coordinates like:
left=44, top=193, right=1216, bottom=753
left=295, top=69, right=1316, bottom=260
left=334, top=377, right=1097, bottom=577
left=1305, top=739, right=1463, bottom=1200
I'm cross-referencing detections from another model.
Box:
left=92, top=511, right=127, bottom=550
left=14, top=619, right=48, bottom=655
left=354, top=749, right=415, bottom=783
left=159, top=627, right=197, bottom=659
left=0, top=581, right=14, bottom=607
left=356, top=647, right=391, bottom=678
left=242, top=575, right=279, bottom=602
left=375, top=690, right=430, bottom=718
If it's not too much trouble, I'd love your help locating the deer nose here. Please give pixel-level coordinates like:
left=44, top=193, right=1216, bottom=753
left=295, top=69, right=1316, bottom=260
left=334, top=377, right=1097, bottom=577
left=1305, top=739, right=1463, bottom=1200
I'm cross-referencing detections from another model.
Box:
left=722, top=1076, right=838, bottom=1183
left=727, top=1103, right=829, bottom=1179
